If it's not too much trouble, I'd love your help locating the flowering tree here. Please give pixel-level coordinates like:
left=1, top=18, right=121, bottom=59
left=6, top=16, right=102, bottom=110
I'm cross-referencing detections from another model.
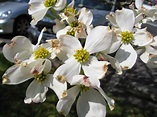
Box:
left=1, top=0, right=157, bottom=116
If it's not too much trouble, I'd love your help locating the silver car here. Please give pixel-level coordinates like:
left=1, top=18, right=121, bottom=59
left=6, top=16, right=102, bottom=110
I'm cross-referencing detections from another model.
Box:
left=0, top=0, right=31, bottom=36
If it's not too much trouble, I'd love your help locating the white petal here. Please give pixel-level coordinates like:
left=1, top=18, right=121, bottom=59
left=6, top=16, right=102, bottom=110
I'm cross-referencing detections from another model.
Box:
left=35, top=27, right=47, bottom=46
left=106, top=12, right=118, bottom=27
left=14, top=50, right=32, bottom=62
left=77, top=88, right=106, bottom=117
left=59, top=35, right=82, bottom=57
left=135, top=0, right=144, bottom=9
left=140, top=51, right=150, bottom=63
left=83, top=56, right=109, bottom=79
left=45, top=74, right=67, bottom=99
left=133, top=28, right=153, bottom=46
left=2, top=36, right=33, bottom=62
left=71, top=74, right=100, bottom=88
left=29, top=59, right=52, bottom=74
left=2, top=58, right=51, bottom=85
left=85, top=26, right=113, bottom=54
left=135, top=13, right=145, bottom=28
left=54, top=0, right=67, bottom=11
left=41, top=59, right=52, bottom=73
left=78, top=8, right=93, bottom=26
left=106, top=33, right=121, bottom=54
left=102, top=54, right=122, bottom=75
left=153, top=36, right=157, bottom=44
left=145, top=45, right=157, bottom=55
left=115, top=8, right=135, bottom=32
left=2, top=64, right=32, bottom=84
left=24, top=80, right=48, bottom=103
left=88, top=76, right=101, bottom=88
left=53, top=19, right=66, bottom=33
left=44, top=74, right=54, bottom=89
left=75, top=28, right=87, bottom=39
left=56, top=86, right=80, bottom=116
left=53, top=57, right=81, bottom=83
left=56, top=26, right=71, bottom=38
left=71, top=75, right=85, bottom=85
left=97, top=87, right=115, bottom=111
left=29, top=2, right=48, bottom=25
left=115, top=44, right=137, bottom=70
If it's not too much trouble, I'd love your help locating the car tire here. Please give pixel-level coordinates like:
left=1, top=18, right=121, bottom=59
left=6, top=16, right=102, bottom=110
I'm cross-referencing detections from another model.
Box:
left=13, top=16, right=31, bottom=36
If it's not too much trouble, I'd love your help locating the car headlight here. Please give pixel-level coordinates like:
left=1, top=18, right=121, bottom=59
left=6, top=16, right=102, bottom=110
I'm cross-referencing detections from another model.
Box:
left=0, top=10, right=12, bottom=20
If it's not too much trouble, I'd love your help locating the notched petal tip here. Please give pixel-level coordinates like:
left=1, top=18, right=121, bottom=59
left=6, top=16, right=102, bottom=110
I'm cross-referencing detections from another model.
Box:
left=122, top=66, right=129, bottom=70
left=56, top=75, right=66, bottom=83
left=61, top=90, right=68, bottom=99
left=59, top=112, right=66, bottom=116
left=110, top=99, right=115, bottom=111
left=2, top=77, right=10, bottom=84
left=117, top=71, right=123, bottom=75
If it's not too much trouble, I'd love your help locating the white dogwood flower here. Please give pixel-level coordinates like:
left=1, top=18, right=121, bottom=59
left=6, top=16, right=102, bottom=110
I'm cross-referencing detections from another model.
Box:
left=106, top=8, right=153, bottom=70
left=2, top=58, right=66, bottom=103
left=59, top=0, right=76, bottom=23
left=28, top=0, right=67, bottom=25
left=2, top=28, right=59, bottom=64
left=57, top=7, right=93, bottom=38
left=53, top=26, right=113, bottom=83
left=2, top=28, right=47, bottom=63
left=56, top=74, right=115, bottom=117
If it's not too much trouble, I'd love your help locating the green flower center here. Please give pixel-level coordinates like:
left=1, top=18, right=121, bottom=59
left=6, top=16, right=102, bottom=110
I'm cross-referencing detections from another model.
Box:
left=69, top=21, right=79, bottom=27
left=67, top=29, right=75, bottom=36
left=79, top=84, right=89, bottom=92
left=73, top=48, right=89, bottom=63
left=44, top=0, right=56, bottom=7
left=64, top=7, right=76, bottom=16
left=34, top=47, right=50, bottom=59
left=121, top=31, right=134, bottom=44
left=34, top=72, right=46, bottom=83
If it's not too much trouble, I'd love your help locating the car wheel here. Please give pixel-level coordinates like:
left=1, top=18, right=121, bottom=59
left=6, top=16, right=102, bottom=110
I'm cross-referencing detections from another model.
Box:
left=14, top=17, right=31, bottom=36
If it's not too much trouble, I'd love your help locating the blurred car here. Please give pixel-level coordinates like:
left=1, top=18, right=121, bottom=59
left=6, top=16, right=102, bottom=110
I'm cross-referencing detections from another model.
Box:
left=28, top=0, right=117, bottom=44
left=0, top=0, right=31, bottom=36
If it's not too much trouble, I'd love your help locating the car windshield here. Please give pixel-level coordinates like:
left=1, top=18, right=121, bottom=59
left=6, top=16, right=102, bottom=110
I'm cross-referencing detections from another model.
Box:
left=68, top=0, right=112, bottom=10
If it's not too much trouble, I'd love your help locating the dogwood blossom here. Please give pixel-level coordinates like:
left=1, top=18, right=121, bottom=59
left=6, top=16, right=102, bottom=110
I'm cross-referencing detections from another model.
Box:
left=28, top=0, right=67, bottom=25
left=54, top=26, right=113, bottom=83
left=57, top=7, right=93, bottom=38
left=2, top=28, right=47, bottom=63
left=56, top=73, right=114, bottom=117
left=106, top=8, right=153, bottom=70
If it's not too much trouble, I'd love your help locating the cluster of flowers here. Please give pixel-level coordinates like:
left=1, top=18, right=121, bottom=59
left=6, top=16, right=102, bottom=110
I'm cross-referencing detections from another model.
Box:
left=2, top=0, right=157, bottom=116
